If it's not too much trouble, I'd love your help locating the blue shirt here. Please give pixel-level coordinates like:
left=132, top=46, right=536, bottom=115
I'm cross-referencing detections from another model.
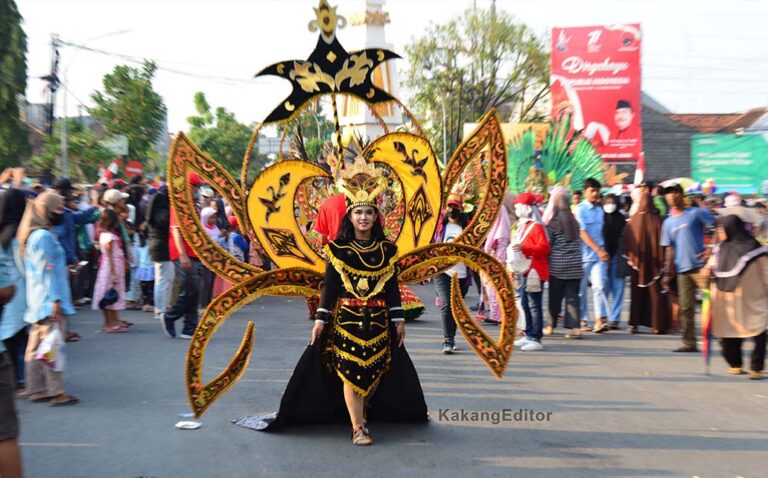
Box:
left=24, top=229, right=75, bottom=324
left=0, top=239, right=27, bottom=342
left=575, top=201, right=604, bottom=263
left=55, top=207, right=98, bottom=265
left=660, top=207, right=715, bottom=273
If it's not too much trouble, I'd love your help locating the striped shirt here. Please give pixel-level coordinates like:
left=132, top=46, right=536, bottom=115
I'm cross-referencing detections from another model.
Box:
left=546, top=226, right=584, bottom=280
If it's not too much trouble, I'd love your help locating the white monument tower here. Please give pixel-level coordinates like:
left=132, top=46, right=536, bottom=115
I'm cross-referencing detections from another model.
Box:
left=339, top=0, right=402, bottom=142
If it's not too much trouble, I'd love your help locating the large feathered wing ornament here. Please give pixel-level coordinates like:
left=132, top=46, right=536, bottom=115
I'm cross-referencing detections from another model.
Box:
left=169, top=1, right=516, bottom=419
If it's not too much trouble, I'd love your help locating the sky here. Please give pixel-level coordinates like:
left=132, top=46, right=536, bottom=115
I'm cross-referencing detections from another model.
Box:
left=18, top=0, right=768, bottom=133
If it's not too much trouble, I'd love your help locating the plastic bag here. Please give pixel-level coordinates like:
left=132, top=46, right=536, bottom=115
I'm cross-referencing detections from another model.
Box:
left=35, top=324, right=66, bottom=372
left=525, top=269, right=542, bottom=293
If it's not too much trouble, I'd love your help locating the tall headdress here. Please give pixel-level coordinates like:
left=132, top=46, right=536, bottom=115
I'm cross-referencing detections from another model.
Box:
left=167, top=1, right=516, bottom=419
left=337, top=156, right=387, bottom=211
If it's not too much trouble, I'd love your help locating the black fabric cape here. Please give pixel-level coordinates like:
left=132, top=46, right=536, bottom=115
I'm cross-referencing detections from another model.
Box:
left=232, top=324, right=428, bottom=431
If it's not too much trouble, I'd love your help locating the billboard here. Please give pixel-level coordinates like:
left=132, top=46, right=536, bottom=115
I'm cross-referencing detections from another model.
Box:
left=692, top=134, right=768, bottom=194
left=551, top=24, right=642, bottom=162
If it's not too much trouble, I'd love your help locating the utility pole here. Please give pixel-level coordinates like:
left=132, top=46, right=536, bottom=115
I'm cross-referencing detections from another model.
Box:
left=42, top=34, right=60, bottom=136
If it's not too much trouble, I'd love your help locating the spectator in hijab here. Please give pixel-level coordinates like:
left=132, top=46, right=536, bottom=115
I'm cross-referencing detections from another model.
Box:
left=478, top=193, right=512, bottom=325
left=601, top=194, right=628, bottom=331
left=17, top=191, right=79, bottom=406
left=199, top=206, right=226, bottom=308
left=706, top=215, right=768, bottom=379
left=543, top=187, right=583, bottom=338
left=508, top=193, right=550, bottom=351
left=625, top=187, right=669, bottom=334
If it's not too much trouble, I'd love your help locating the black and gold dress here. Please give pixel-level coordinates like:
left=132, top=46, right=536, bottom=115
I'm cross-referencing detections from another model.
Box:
left=234, top=238, right=428, bottom=431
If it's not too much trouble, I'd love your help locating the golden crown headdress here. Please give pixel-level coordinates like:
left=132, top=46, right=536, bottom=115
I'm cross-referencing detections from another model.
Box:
left=167, top=0, right=515, bottom=419
left=337, top=156, right=387, bottom=211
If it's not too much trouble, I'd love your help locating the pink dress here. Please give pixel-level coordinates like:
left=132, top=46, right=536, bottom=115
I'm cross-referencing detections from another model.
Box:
left=92, top=232, right=127, bottom=311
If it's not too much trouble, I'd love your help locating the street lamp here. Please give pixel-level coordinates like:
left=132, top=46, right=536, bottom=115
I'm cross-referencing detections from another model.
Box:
left=59, top=29, right=133, bottom=178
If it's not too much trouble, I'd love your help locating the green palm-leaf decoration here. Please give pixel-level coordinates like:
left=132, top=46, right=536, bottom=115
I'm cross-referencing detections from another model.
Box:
left=507, top=114, right=604, bottom=195
left=507, top=126, right=536, bottom=195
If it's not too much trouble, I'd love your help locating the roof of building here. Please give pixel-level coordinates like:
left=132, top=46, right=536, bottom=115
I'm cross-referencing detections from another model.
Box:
left=664, top=113, right=742, bottom=133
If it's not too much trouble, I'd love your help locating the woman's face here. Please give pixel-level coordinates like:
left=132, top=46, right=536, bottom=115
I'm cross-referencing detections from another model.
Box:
left=716, top=225, right=727, bottom=242
left=446, top=205, right=461, bottom=221
left=602, top=196, right=618, bottom=214
left=350, top=206, right=376, bottom=233
left=207, top=214, right=217, bottom=226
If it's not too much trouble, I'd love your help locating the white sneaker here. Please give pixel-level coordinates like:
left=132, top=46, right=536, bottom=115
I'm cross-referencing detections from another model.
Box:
left=514, top=336, right=530, bottom=347
left=521, top=340, right=543, bottom=351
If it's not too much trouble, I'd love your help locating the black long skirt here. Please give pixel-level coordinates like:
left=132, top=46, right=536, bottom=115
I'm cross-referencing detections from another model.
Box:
left=233, top=324, right=429, bottom=431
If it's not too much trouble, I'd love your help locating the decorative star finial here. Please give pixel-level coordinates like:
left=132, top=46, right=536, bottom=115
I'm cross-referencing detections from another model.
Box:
left=255, top=0, right=400, bottom=124
left=309, top=0, right=346, bottom=43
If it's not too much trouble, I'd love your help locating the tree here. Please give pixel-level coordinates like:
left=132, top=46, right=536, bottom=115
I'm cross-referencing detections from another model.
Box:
left=186, top=91, right=262, bottom=176
left=276, top=101, right=336, bottom=162
left=0, top=0, right=30, bottom=166
left=89, top=60, right=167, bottom=164
left=405, top=7, right=549, bottom=160
left=30, top=119, right=114, bottom=182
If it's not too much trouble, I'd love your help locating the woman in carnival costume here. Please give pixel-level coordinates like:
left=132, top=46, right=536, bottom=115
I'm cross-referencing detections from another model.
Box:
left=233, top=159, right=428, bottom=445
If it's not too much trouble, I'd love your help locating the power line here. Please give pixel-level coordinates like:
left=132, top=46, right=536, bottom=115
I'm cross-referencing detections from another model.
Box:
left=57, top=39, right=267, bottom=86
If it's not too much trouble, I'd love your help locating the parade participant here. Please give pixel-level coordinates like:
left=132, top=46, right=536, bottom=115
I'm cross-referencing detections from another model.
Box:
left=434, top=193, right=470, bottom=353
left=661, top=183, right=715, bottom=352
left=92, top=209, right=128, bottom=333
left=602, top=194, right=628, bottom=330
left=576, top=178, right=610, bottom=333
left=233, top=160, right=428, bottom=445
left=17, top=191, right=79, bottom=406
left=625, top=188, right=669, bottom=334
left=706, top=215, right=768, bottom=379
left=508, top=192, right=550, bottom=351
left=543, top=186, right=583, bottom=338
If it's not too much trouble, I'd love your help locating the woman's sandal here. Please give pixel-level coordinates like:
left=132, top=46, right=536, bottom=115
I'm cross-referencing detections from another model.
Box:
left=103, top=325, right=127, bottom=334
left=65, top=332, right=81, bottom=343
left=28, top=392, right=54, bottom=402
left=120, top=321, right=134, bottom=327
left=351, top=426, right=374, bottom=446
left=50, top=394, right=79, bottom=407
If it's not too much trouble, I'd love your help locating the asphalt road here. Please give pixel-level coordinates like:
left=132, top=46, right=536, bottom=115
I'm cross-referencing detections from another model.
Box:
left=16, top=285, right=768, bottom=478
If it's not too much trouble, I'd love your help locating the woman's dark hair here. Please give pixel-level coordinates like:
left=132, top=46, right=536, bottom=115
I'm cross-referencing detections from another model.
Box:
left=100, top=208, right=121, bottom=233
left=337, top=209, right=386, bottom=242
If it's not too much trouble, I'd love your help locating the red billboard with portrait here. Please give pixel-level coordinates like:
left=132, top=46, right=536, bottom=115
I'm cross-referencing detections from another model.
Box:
left=551, top=24, right=642, bottom=162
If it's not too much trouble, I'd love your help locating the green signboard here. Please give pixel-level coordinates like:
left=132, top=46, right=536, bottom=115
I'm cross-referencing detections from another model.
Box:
left=692, top=134, right=768, bottom=194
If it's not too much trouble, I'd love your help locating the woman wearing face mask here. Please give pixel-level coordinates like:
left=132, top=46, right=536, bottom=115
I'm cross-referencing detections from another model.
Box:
left=507, top=193, right=550, bottom=351
left=706, top=215, right=768, bottom=379
left=433, top=194, right=470, bottom=354
left=16, top=191, right=79, bottom=406
left=601, top=194, right=628, bottom=331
